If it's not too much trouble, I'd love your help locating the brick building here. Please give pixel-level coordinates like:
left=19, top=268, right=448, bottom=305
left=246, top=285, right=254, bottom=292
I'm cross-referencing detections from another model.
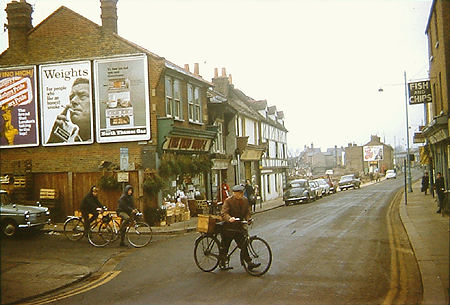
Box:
left=0, top=0, right=215, bottom=218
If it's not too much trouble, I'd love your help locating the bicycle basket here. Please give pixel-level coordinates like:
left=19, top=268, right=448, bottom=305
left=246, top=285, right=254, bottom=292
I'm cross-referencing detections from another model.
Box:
left=197, top=215, right=220, bottom=233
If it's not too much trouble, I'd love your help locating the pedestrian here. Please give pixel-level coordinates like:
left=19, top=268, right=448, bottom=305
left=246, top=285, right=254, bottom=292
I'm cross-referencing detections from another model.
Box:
left=244, top=179, right=256, bottom=212
left=80, top=186, right=104, bottom=235
left=219, top=184, right=260, bottom=271
left=117, top=185, right=137, bottom=246
left=421, top=172, right=429, bottom=195
left=219, top=179, right=230, bottom=203
left=434, top=172, right=445, bottom=214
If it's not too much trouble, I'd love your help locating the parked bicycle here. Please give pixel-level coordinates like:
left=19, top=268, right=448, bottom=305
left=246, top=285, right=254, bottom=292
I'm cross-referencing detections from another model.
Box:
left=193, top=218, right=272, bottom=276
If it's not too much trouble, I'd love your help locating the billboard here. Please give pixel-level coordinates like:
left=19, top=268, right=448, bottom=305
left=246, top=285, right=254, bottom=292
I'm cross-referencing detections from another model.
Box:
left=408, top=80, right=432, bottom=105
left=0, top=66, right=39, bottom=148
left=94, top=55, right=150, bottom=143
left=40, top=61, right=93, bottom=146
left=363, top=145, right=384, bottom=162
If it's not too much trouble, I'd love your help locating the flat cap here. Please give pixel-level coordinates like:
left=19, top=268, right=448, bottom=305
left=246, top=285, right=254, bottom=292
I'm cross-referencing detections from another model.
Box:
left=232, top=184, right=245, bottom=192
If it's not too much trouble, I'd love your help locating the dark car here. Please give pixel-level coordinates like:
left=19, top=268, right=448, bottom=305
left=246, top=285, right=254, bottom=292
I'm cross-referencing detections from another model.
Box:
left=338, top=174, right=361, bottom=191
left=0, top=190, right=51, bottom=237
left=283, top=179, right=313, bottom=206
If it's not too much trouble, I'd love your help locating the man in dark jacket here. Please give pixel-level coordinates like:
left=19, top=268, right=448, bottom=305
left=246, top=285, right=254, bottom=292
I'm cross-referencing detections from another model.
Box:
left=421, top=172, right=429, bottom=195
left=117, top=185, right=137, bottom=246
left=219, top=184, right=260, bottom=271
left=80, top=186, right=103, bottom=235
left=434, top=172, right=445, bottom=213
left=244, top=179, right=256, bottom=212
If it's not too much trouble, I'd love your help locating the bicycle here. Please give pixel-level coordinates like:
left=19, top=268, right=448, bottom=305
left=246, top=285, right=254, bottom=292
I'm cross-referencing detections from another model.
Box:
left=110, top=210, right=153, bottom=248
left=63, top=207, right=121, bottom=245
left=193, top=218, right=272, bottom=276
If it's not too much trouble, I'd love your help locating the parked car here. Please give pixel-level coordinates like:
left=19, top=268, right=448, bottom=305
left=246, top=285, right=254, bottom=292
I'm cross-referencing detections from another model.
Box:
left=385, top=169, right=397, bottom=179
left=338, top=174, right=361, bottom=191
left=283, top=179, right=313, bottom=206
left=308, top=180, right=321, bottom=201
left=0, top=190, right=51, bottom=237
left=314, top=178, right=331, bottom=195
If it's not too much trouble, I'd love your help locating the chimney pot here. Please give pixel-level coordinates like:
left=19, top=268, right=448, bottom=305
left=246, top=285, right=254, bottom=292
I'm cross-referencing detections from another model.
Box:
left=184, top=64, right=190, bottom=72
left=214, top=68, right=218, bottom=78
left=228, top=74, right=232, bottom=84
left=194, top=63, right=199, bottom=75
left=221, top=68, right=227, bottom=77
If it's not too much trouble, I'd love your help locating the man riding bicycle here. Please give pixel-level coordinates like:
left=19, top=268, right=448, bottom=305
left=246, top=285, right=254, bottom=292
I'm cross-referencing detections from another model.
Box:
left=219, top=184, right=261, bottom=271
left=80, top=186, right=104, bottom=235
left=117, top=185, right=138, bottom=246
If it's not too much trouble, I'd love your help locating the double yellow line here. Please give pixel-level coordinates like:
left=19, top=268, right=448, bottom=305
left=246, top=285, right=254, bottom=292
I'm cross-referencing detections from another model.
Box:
left=20, top=271, right=121, bottom=305
left=383, top=190, right=412, bottom=305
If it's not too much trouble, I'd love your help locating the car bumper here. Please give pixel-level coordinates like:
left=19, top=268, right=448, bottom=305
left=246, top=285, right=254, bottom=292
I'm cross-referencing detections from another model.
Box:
left=284, top=196, right=308, bottom=203
left=18, top=218, right=51, bottom=229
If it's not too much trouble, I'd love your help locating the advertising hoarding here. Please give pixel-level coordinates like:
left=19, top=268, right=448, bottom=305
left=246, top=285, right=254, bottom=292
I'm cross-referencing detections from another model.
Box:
left=0, top=66, right=39, bottom=148
left=94, top=55, right=150, bottom=143
left=40, top=61, right=93, bottom=146
left=363, top=145, right=384, bottom=162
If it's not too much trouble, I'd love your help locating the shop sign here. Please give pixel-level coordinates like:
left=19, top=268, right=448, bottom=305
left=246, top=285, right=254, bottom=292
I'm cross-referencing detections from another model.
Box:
left=408, top=80, right=432, bottom=105
left=163, top=136, right=211, bottom=152
left=117, top=172, right=129, bottom=183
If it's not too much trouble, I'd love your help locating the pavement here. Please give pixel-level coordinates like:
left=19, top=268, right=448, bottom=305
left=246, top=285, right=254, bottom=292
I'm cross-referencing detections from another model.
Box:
left=1, top=179, right=448, bottom=305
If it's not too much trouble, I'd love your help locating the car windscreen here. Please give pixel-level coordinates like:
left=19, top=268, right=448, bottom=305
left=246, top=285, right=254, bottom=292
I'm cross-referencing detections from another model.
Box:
left=290, top=181, right=307, bottom=188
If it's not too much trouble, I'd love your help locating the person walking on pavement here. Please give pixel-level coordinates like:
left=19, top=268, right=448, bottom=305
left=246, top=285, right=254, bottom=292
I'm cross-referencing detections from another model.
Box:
left=434, top=172, right=445, bottom=214
left=244, top=179, right=256, bottom=212
left=117, top=185, right=137, bottom=246
left=219, top=179, right=230, bottom=203
left=219, top=184, right=260, bottom=271
left=421, top=172, right=430, bottom=195
left=80, top=186, right=104, bottom=236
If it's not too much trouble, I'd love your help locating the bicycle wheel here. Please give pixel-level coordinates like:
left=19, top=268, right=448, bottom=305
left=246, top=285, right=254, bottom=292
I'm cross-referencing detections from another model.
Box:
left=88, top=222, right=113, bottom=247
left=194, top=234, right=220, bottom=272
left=126, top=221, right=152, bottom=248
left=63, top=217, right=85, bottom=241
left=110, top=219, right=121, bottom=242
left=241, top=236, right=272, bottom=276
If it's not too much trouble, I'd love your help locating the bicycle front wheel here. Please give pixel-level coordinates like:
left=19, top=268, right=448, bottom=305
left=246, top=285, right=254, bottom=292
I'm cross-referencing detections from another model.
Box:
left=126, top=222, right=152, bottom=248
left=63, top=217, right=84, bottom=241
left=88, top=222, right=113, bottom=247
left=242, top=236, right=272, bottom=276
left=194, top=234, right=220, bottom=272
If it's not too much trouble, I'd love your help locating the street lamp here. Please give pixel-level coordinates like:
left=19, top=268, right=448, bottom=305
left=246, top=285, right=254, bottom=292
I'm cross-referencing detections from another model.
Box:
left=378, top=71, right=413, bottom=199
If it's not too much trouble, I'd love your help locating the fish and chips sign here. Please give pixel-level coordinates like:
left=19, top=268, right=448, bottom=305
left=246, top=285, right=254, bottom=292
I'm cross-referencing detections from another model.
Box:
left=408, top=80, right=432, bottom=105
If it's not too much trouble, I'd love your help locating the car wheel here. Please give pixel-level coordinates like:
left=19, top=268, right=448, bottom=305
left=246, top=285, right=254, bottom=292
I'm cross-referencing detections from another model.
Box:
left=2, top=220, right=18, bottom=238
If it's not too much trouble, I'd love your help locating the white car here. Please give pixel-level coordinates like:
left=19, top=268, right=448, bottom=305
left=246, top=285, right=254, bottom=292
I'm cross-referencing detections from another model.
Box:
left=385, top=170, right=397, bottom=179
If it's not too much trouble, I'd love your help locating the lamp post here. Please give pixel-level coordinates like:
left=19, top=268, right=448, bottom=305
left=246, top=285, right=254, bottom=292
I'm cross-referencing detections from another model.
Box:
left=404, top=71, right=413, bottom=194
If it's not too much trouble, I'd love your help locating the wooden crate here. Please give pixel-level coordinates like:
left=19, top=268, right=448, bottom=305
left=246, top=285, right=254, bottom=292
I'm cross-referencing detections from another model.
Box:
left=40, top=188, right=58, bottom=200
left=197, top=214, right=216, bottom=233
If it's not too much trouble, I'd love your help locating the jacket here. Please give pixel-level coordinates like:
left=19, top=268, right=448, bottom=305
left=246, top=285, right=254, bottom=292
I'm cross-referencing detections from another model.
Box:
left=221, top=195, right=251, bottom=222
left=117, top=185, right=134, bottom=215
left=80, top=186, right=102, bottom=213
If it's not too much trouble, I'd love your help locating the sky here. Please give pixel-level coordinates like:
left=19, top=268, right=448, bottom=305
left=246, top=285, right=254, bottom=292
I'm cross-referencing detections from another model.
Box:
left=0, top=0, right=433, bottom=155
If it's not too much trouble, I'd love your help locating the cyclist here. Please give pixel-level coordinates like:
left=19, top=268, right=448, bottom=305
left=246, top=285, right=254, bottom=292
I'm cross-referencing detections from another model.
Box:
left=219, top=184, right=261, bottom=270
left=80, top=186, right=104, bottom=235
left=117, top=185, right=137, bottom=246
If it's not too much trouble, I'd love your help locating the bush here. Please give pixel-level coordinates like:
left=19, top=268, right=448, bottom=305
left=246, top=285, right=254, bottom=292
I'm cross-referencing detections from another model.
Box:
left=98, top=174, right=121, bottom=190
left=144, top=206, right=166, bottom=226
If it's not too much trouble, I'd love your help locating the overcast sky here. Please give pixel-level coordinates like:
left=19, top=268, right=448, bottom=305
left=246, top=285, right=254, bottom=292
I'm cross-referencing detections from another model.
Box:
left=0, top=0, right=433, bottom=154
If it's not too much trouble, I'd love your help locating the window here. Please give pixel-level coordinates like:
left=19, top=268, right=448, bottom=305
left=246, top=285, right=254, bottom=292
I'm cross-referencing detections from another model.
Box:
left=188, top=84, right=202, bottom=123
left=213, top=121, right=224, bottom=153
left=165, top=76, right=182, bottom=119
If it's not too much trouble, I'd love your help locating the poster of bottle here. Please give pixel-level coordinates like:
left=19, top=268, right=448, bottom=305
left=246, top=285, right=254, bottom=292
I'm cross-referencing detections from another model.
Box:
left=363, top=145, right=384, bottom=161
left=0, top=66, right=39, bottom=148
left=40, top=61, right=93, bottom=146
left=94, top=54, right=150, bottom=143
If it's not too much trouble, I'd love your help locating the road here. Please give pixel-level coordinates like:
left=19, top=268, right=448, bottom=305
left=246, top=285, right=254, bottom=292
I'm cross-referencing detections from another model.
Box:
left=21, top=178, right=421, bottom=305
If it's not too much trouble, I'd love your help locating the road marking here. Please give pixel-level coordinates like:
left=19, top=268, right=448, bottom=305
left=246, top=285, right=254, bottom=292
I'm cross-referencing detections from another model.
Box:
left=19, top=271, right=121, bottom=305
left=383, top=190, right=408, bottom=305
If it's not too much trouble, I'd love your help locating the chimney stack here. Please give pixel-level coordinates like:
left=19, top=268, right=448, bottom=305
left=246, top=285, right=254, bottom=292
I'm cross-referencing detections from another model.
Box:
left=6, top=0, right=33, bottom=52
left=100, top=0, right=118, bottom=34
left=184, top=64, right=190, bottom=72
left=194, top=63, right=199, bottom=75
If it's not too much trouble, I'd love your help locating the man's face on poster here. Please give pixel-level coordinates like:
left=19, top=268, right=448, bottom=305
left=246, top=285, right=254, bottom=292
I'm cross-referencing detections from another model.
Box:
left=69, top=82, right=90, bottom=126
